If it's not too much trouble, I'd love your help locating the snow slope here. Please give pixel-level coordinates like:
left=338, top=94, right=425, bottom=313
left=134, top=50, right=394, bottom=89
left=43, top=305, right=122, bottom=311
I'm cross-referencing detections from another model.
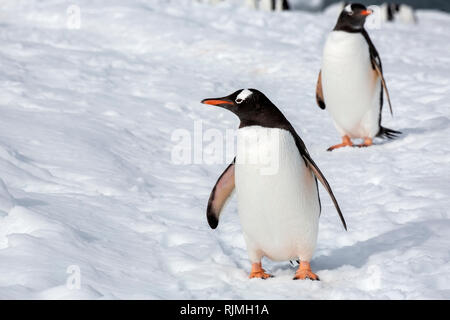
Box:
left=0, top=0, right=449, bottom=299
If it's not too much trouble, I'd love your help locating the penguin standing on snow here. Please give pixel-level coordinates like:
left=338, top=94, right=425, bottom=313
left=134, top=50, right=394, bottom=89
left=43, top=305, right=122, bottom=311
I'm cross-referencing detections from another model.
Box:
left=246, top=0, right=290, bottom=11
left=202, top=89, right=346, bottom=280
left=316, top=3, right=401, bottom=151
left=382, top=2, right=417, bottom=24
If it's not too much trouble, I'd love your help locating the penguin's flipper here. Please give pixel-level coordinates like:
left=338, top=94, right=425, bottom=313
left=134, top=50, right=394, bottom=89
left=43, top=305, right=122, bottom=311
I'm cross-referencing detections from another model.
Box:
left=206, top=158, right=235, bottom=229
left=362, top=29, right=393, bottom=116
left=373, top=61, right=393, bottom=116
left=291, top=133, right=347, bottom=230
left=315, top=70, right=326, bottom=110
left=302, top=153, right=347, bottom=231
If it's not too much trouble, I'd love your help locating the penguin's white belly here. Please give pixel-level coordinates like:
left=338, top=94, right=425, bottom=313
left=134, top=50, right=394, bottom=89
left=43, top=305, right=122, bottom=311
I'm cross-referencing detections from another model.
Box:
left=235, top=126, right=320, bottom=262
left=397, top=6, right=416, bottom=24
left=322, top=31, right=381, bottom=138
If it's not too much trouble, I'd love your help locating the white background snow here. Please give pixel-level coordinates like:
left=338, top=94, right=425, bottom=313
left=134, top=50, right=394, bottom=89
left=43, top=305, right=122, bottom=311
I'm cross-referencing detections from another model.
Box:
left=0, top=0, right=449, bottom=299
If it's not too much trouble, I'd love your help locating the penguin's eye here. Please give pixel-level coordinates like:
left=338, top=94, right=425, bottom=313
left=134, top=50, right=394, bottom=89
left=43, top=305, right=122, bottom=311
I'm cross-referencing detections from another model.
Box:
left=348, top=11, right=354, bottom=16
left=235, top=98, right=243, bottom=104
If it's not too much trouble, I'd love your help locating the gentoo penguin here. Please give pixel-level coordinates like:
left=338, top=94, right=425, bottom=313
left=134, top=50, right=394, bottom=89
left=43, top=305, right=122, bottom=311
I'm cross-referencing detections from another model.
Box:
left=381, top=2, right=417, bottom=24
left=247, top=0, right=290, bottom=11
left=316, top=3, right=401, bottom=151
left=274, top=0, right=290, bottom=11
left=202, top=89, right=346, bottom=280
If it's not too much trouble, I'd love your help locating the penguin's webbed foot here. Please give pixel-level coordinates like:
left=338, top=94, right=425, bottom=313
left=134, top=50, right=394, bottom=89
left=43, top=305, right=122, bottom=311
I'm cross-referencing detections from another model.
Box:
left=354, top=137, right=373, bottom=148
left=327, top=135, right=352, bottom=152
left=293, top=270, right=320, bottom=281
left=249, top=262, right=273, bottom=279
left=293, top=261, right=320, bottom=281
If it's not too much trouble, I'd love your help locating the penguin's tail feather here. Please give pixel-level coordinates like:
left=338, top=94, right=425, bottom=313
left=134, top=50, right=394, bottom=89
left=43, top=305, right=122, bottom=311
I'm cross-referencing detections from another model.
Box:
left=377, top=126, right=401, bottom=140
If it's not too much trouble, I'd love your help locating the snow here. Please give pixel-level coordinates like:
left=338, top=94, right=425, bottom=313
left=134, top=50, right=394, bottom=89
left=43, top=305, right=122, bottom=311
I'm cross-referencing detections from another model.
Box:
left=0, top=0, right=449, bottom=299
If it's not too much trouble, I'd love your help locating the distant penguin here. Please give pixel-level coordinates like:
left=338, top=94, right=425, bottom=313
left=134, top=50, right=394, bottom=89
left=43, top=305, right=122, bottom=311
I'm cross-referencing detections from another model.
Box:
left=316, top=3, right=401, bottom=151
left=247, top=0, right=290, bottom=11
left=275, top=0, right=290, bottom=11
left=202, top=89, right=346, bottom=280
left=381, top=2, right=417, bottom=24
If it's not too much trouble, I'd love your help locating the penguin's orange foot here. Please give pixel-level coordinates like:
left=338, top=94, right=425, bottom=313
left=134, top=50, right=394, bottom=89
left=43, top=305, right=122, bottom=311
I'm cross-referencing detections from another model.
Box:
left=327, top=135, right=352, bottom=152
left=355, top=138, right=373, bottom=148
left=249, top=271, right=273, bottom=279
left=327, top=143, right=350, bottom=152
left=249, top=262, right=273, bottom=279
left=293, top=261, right=320, bottom=281
left=293, top=270, right=320, bottom=281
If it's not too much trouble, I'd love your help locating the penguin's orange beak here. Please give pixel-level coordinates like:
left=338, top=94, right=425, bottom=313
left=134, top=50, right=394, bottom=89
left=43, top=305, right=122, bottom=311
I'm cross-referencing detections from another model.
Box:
left=201, top=98, right=234, bottom=106
left=361, top=9, right=373, bottom=16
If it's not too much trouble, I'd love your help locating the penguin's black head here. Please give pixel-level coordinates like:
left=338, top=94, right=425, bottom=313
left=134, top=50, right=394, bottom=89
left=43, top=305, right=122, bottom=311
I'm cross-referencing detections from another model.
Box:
left=201, top=89, right=289, bottom=129
left=334, top=3, right=372, bottom=32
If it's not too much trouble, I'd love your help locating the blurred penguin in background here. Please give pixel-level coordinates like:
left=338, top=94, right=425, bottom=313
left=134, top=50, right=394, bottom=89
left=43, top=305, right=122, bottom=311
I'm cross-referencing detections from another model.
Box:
left=324, top=2, right=417, bottom=24
left=246, top=0, right=290, bottom=11
left=203, top=0, right=416, bottom=19
left=380, top=3, right=417, bottom=24
left=200, top=0, right=290, bottom=11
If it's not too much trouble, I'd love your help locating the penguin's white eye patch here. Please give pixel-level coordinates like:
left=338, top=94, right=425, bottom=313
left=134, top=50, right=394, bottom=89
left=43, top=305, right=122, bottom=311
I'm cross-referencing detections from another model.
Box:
left=235, top=89, right=253, bottom=104
left=344, top=4, right=353, bottom=14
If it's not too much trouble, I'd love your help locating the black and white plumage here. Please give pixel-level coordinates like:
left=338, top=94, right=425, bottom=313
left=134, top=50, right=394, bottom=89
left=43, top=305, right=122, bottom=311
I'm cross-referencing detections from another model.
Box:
left=316, top=3, right=401, bottom=150
left=246, top=0, right=290, bottom=11
left=202, top=89, right=346, bottom=280
left=382, top=2, right=417, bottom=24
left=200, top=0, right=290, bottom=11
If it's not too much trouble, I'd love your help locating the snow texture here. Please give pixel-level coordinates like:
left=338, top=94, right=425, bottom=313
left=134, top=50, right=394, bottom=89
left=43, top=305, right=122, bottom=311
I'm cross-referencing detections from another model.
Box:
left=0, top=0, right=449, bottom=299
